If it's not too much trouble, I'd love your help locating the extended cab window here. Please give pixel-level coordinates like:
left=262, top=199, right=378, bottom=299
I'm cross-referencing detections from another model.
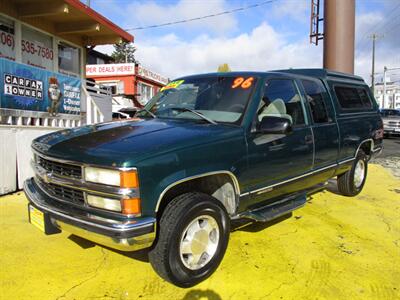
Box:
left=258, top=79, right=305, bottom=126
left=334, top=86, right=372, bottom=110
left=302, top=79, right=330, bottom=123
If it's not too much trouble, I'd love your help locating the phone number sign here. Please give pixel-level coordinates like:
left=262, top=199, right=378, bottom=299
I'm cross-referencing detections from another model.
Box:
left=0, top=29, right=16, bottom=61
left=21, top=39, right=53, bottom=70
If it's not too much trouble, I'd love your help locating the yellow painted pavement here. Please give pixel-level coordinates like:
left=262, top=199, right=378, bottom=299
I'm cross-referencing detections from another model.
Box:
left=0, top=164, right=399, bottom=300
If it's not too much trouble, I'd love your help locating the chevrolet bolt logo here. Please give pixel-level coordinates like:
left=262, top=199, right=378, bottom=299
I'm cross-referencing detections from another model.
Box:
left=42, top=172, right=52, bottom=183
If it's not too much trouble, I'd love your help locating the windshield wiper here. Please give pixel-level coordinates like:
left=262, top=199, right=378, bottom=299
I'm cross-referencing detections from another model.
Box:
left=137, top=108, right=157, bottom=119
left=168, top=107, right=217, bottom=125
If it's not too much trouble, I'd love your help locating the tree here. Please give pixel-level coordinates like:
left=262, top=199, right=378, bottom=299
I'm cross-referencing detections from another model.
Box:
left=217, top=63, right=231, bottom=72
left=111, top=41, right=137, bottom=63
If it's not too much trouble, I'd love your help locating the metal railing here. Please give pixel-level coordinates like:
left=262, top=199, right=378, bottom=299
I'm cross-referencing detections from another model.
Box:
left=0, top=108, right=82, bottom=128
left=83, top=79, right=112, bottom=125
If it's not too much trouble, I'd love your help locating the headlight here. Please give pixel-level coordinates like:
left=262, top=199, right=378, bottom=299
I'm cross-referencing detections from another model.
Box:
left=84, top=167, right=138, bottom=188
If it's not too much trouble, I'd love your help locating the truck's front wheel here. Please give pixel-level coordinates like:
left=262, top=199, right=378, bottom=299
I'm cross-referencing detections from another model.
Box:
left=149, top=192, right=230, bottom=287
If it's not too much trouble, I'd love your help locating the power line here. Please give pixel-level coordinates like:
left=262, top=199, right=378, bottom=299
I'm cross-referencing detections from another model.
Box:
left=384, top=20, right=400, bottom=34
left=356, top=2, right=400, bottom=44
left=356, top=2, right=400, bottom=51
left=124, top=0, right=279, bottom=31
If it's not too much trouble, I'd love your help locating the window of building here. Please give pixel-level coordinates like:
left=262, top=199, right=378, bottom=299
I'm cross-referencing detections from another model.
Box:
left=58, top=42, right=80, bottom=75
left=21, top=25, right=53, bottom=70
left=334, top=86, right=372, bottom=110
left=0, top=15, right=16, bottom=61
left=96, top=57, right=105, bottom=64
left=302, top=79, right=330, bottom=123
left=138, top=82, right=153, bottom=105
left=259, top=79, right=305, bottom=126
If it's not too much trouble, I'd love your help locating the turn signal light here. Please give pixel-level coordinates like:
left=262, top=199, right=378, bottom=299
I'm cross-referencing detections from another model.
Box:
left=122, top=198, right=141, bottom=215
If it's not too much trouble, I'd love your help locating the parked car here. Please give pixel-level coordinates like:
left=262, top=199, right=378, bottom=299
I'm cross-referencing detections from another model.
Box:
left=112, top=111, right=130, bottom=120
left=24, top=69, right=383, bottom=287
left=379, top=109, right=400, bottom=136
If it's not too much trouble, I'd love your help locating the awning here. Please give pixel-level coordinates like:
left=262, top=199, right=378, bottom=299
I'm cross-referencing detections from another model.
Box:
left=3, top=0, right=133, bottom=46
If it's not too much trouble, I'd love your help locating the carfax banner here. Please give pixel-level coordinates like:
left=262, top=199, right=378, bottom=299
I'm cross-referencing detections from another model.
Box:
left=0, top=58, right=81, bottom=115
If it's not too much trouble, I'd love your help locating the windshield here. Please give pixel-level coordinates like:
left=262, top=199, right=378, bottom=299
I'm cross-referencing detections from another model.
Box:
left=137, top=75, right=258, bottom=124
left=380, top=109, right=400, bottom=117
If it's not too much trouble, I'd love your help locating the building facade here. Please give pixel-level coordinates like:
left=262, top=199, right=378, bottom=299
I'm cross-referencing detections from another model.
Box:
left=0, top=0, right=133, bottom=194
left=374, top=81, right=400, bottom=110
left=86, top=63, right=168, bottom=109
left=0, top=0, right=133, bottom=126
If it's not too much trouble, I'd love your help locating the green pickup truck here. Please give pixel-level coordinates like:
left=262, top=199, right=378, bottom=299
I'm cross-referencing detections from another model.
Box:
left=24, top=69, right=383, bottom=287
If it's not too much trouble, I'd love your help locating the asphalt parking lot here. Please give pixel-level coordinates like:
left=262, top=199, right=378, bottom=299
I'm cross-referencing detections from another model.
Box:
left=372, top=138, right=400, bottom=178
left=380, top=138, right=400, bottom=158
left=1, top=164, right=399, bottom=300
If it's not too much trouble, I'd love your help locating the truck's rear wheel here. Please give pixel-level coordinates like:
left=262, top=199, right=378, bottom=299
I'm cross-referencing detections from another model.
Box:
left=149, top=192, right=230, bottom=287
left=337, top=149, right=368, bottom=196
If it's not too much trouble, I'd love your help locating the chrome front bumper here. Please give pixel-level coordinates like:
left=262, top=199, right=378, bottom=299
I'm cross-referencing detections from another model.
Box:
left=24, top=178, right=156, bottom=252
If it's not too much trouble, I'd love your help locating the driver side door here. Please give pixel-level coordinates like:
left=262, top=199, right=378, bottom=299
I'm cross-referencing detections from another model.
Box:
left=243, top=77, right=314, bottom=207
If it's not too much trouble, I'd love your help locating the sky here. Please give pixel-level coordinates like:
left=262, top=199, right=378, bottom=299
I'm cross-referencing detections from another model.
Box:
left=90, top=0, right=400, bottom=84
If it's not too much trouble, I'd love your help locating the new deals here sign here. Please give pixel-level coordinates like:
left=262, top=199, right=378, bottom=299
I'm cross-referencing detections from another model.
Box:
left=85, top=63, right=136, bottom=77
left=0, top=58, right=81, bottom=115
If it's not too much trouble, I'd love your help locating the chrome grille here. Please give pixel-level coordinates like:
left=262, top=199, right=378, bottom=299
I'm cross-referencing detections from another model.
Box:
left=387, top=121, right=400, bottom=128
left=37, top=155, right=82, bottom=179
left=37, top=178, right=85, bottom=205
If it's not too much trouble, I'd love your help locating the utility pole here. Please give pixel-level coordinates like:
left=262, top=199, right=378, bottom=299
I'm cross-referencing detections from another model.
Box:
left=370, top=34, right=377, bottom=96
left=383, top=66, right=387, bottom=108
left=369, top=34, right=383, bottom=96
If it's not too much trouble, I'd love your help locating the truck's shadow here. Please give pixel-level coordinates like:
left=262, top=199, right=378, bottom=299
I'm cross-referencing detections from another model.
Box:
left=231, top=213, right=292, bottom=233
left=182, top=289, right=222, bottom=300
left=69, top=211, right=298, bottom=263
left=68, top=235, right=151, bottom=262
left=325, top=178, right=341, bottom=195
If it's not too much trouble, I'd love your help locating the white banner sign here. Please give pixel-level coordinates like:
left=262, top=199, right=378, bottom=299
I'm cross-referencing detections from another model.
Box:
left=138, top=66, right=168, bottom=85
left=86, top=63, right=136, bottom=76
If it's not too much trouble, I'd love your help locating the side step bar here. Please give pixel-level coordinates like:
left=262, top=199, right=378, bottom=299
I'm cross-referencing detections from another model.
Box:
left=237, top=193, right=307, bottom=222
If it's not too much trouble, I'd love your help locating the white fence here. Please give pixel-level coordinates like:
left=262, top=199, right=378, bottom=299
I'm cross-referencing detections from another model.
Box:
left=0, top=81, right=112, bottom=195
left=0, top=126, right=55, bottom=194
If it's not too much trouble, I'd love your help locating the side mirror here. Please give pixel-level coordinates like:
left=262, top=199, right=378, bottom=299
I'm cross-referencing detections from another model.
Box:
left=258, top=116, right=292, bottom=134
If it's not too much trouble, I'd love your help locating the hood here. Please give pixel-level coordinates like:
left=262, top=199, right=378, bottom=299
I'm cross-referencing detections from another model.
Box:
left=32, top=118, right=242, bottom=167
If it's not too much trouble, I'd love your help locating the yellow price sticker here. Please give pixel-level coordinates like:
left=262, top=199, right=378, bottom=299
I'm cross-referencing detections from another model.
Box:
left=160, top=80, right=185, bottom=91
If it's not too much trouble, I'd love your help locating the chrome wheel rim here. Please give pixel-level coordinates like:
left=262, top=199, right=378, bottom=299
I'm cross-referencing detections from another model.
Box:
left=179, top=215, right=220, bottom=270
left=354, top=160, right=365, bottom=188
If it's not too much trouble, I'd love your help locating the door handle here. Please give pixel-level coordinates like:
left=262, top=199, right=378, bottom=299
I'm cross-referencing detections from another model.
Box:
left=305, top=135, right=313, bottom=144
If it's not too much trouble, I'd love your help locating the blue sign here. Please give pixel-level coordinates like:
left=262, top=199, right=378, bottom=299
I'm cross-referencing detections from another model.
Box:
left=0, top=58, right=81, bottom=115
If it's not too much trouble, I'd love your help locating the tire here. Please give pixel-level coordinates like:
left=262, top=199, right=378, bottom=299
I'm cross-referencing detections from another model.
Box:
left=337, top=149, right=368, bottom=196
left=149, top=192, right=230, bottom=287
